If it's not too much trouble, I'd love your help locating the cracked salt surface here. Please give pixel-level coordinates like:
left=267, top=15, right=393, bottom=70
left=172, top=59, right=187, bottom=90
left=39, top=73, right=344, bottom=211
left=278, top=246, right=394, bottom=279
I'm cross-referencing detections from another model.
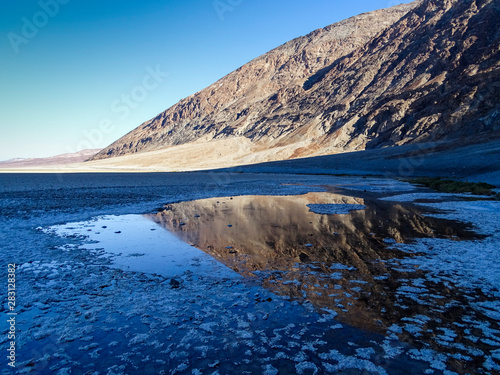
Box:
left=4, top=215, right=427, bottom=374
left=8, top=198, right=442, bottom=373
left=149, top=191, right=500, bottom=374
left=379, top=199, right=500, bottom=374
left=3, top=174, right=500, bottom=374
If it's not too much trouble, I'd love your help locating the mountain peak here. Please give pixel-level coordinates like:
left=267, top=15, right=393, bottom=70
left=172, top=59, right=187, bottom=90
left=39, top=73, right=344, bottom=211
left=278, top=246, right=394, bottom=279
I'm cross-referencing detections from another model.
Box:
left=91, top=0, right=499, bottom=171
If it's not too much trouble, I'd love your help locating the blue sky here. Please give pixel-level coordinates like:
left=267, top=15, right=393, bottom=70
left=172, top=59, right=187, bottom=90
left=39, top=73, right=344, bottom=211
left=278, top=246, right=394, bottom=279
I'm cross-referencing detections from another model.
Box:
left=0, top=0, right=413, bottom=160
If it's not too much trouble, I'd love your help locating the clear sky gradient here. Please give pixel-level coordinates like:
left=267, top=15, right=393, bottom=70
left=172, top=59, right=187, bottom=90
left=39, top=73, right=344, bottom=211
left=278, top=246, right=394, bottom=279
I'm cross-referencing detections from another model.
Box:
left=0, top=0, right=413, bottom=160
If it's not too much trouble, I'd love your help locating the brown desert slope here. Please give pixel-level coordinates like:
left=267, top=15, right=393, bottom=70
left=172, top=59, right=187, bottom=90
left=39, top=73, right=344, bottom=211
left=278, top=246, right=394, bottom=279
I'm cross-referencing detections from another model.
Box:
left=90, top=0, right=500, bottom=170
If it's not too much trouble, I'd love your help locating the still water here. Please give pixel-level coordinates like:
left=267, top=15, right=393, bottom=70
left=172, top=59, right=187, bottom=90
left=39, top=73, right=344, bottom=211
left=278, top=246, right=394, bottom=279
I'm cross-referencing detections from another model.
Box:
left=46, top=189, right=498, bottom=374
left=147, top=192, right=479, bottom=334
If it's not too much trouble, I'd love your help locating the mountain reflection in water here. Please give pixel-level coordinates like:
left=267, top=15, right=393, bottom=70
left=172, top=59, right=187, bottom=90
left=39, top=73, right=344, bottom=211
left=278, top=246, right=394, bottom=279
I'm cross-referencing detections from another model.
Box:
left=145, top=192, right=478, bottom=334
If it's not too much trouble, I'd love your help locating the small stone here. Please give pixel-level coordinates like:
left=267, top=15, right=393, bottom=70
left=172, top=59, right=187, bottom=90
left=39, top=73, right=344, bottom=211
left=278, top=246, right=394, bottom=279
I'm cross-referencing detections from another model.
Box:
left=169, top=279, right=180, bottom=289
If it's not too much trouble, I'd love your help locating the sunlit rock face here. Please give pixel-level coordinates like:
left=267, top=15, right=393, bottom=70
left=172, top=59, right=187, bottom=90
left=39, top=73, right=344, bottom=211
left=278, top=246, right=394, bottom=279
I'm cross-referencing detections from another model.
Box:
left=93, top=0, right=500, bottom=171
left=92, top=3, right=418, bottom=162
left=146, top=192, right=478, bottom=334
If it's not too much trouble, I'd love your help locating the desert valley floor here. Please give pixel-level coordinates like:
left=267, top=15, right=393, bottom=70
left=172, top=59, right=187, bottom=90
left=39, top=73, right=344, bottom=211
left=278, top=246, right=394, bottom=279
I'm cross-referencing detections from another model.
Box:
left=1, top=172, right=499, bottom=374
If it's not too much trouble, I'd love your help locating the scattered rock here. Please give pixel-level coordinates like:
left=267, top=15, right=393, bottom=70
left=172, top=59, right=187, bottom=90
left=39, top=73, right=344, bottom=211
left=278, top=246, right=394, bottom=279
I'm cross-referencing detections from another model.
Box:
left=169, top=279, right=181, bottom=289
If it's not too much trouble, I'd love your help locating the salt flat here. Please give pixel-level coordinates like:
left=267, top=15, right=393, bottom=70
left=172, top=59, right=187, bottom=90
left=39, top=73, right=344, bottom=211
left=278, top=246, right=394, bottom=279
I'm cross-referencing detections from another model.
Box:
left=0, top=172, right=499, bottom=374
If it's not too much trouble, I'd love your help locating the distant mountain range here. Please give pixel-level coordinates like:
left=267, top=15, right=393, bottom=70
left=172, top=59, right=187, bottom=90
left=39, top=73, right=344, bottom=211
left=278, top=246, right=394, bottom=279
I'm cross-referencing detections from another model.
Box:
left=88, top=0, right=499, bottom=170
left=0, top=149, right=101, bottom=169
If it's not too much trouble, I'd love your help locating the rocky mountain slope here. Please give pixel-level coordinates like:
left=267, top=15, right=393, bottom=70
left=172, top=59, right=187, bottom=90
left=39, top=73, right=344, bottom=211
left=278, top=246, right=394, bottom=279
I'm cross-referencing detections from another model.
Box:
left=91, top=0, right=499, bottom=168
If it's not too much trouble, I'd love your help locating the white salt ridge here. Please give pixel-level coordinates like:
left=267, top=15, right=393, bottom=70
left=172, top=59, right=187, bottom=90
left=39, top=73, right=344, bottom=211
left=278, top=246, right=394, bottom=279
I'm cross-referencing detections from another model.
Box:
left=295, top=361, right=318, bottom=374
left=484, top=356, right=500, bottom=372
left=492, top=349, right=500, bottom=360
left=356, top=347, right=376, bottom=359
left=263, top=364, right=279, bottom=375
left=330, top=263, right=356, bottom=271
left=319, top=349, right=388, bottom=374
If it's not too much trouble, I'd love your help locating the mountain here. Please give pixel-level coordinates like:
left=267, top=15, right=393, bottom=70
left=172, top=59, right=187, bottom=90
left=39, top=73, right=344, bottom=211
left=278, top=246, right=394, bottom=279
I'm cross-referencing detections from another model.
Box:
left=0, top=149, right=101, bottom=169
left=91, top=0, right=500, bottom=170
